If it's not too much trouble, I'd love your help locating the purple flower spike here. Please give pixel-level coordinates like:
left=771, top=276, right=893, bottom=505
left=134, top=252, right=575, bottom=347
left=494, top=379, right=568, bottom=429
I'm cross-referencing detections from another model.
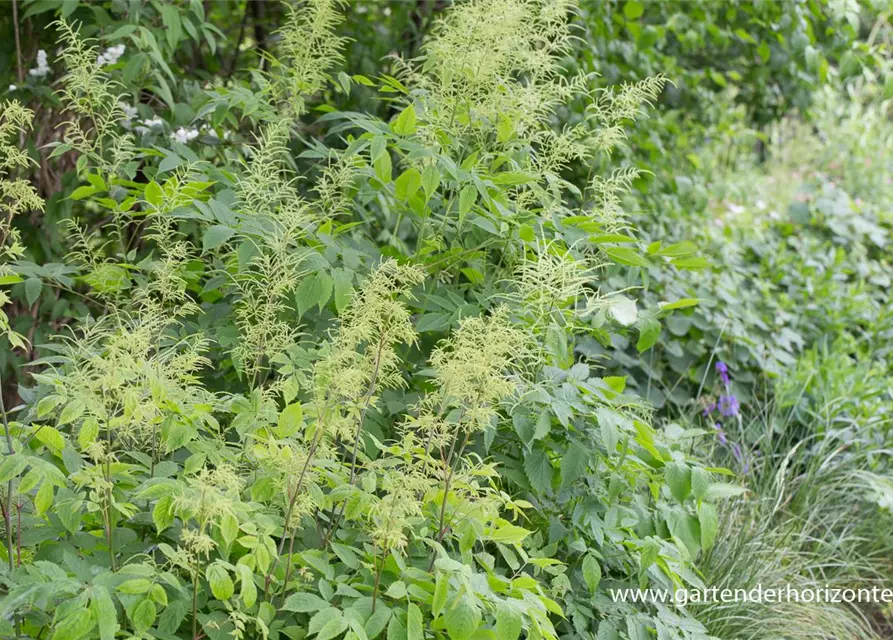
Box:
left=716, top=361, right=730, bottom=385
left=731, top=443, right=742, bottom=461
left=716, top=429, right=727, bottom=446
left=718, top=394, right=739, bottom=417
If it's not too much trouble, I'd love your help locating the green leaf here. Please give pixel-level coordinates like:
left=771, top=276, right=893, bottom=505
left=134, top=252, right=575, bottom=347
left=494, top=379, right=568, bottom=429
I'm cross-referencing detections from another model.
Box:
left=237, top=564, right=257, bottom=608
left=277, top=403, right=303, bottom=437
left=707, top=482, right=747, bottom=499
left=91, top=586, right=119, bottom=640
left=605, top=246, right=650, bottom=267
left=131, top=598, right=156, bottom=634
left=532, top=409, right=551, bottom=441
left=220, top=513, right=239, bottom=545
left=422, top=165, right=440, bottom=198
left=50, top=609, right=95, bottom=640
left=34, top=426, right=65, bottom=453
left=58, top=399, right=85, bottom=426
left=203, top=225, right=235, bottom=252
left=488, top=524, right=531, bottom=544
left=0, top=454, right=27, bottom=483
left=523, top=448, right=552, bottom=494
left=691, top=467, right=711, bottom=500
left=699, top=502, right=718, bottom=551
left=444, top=596, right=480, bottom=640
left=319, top=616, right=349, bottom=640
left=757, top=41, right=771, bottom=63
left=36, top=395, right=63, bottom=419
left=458, top=184, right=477, bottom=220
left=144, top=181, right=164, bottom=206
left=118, top=579, right=153, bottom=595
left=34, top=481, right=53, bottom=514
left=560, top=442, right=589, bottom=488
left=395, top=167, right=422, bottom=201
left=582, top=554, right=602, bottom=594
left=624, top=1, right=645, bottom=19
left=392, top=104, right=417, bottom=135
left=295, top=275, right=324, bottom=316
left=24, top=277, right=42, bottom=306
left=153, top=495, right=174, bottom=533
left=407, top=603, right=423, bottom=640
left=207, top=563, right=234, bottom=600
left=665, top=462, right=692, bottom=504
left=374, top=151, right=392, bottom=183
left=432, top=572, right=448, bottom=618
left=69, top=185, right=100, bottom=201
left=494, top=602, right=521, bottom=640
left=636, top=316, right=661, bottom=352
left=659, top=298, right=699, bottom=311
left=283, top=592, right=329, bottom=613
left=332, top=268, right=353, bottom=313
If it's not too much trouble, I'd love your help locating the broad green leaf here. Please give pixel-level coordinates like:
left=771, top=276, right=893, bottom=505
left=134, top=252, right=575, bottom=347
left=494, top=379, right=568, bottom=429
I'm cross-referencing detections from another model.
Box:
left=131, top=598, right=156, bottom=634
left=699, top=502, right=718, bottom=551
left=283, top=592, right=329, bottom=612
left=443, top=596, right=480, bottom=640
left=582, top=554, right=602, bottom=594
left=392, top=104, right=417, bottom=135
left=665, top=462, right=692, bottom=504
left=407, top=603, right=423, bottom=640
left=91, top=586, right=119, bottom=640
left=636, top=316, right=661, bottom=352
left=203, top=225, right=235, bottom=252
left=395, top=168, right=422, bottom=201
left=523, top=448, right=552, bottom=494
left=207, top=563, right=234, bottom=600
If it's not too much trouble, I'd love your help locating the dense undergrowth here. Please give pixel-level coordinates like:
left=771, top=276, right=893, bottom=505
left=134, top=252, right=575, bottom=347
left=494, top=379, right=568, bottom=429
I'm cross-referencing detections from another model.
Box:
left=0, top=1, right=891, bottom=640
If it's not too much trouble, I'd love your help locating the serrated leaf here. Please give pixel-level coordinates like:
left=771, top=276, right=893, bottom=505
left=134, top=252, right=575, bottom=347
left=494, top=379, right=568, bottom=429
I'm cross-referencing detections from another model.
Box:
left=395, top=167, right=422, bottom=201
left=636, top=316, right=661, bottom=352
left=444, top=597, right=480, bottom=640
left=582, top=554, right=602, bottom=594
left=560, top=442, right=589, bottom=488
left=207, top=563, right=234, bottom=600
left=665, top=462, right=691, bottom=504
left=283, top=592, right=329, bottom=612
left=523, top=448, right=552, bottom=494
left=407, top=603, right=423, bottom=640
left=203, top=225, right=235, bottom=252
left=131, top=598, right=156, bottom=634
left=392, top=104, right=417, bottom=135
left=91, top=586, right=119, bottom=640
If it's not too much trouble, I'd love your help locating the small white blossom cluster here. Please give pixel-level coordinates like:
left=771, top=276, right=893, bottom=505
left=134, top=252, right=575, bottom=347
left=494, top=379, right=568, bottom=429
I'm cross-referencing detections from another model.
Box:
left=97, top=44, right=126, bottom=67
left=135, top=116, right=164, bottom=135
left=29, top=50, right=51, bottom=78
left=171, top=127, right=200, bottom=144
left=118, top=102, right=138, bottom=128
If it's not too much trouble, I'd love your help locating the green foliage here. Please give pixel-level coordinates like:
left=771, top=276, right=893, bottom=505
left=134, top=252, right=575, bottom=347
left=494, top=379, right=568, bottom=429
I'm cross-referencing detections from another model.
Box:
left=0, top=1, right=891, bottom=639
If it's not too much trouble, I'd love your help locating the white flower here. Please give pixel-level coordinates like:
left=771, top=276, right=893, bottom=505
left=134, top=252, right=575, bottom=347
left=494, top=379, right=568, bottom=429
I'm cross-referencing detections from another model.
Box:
left=135, top=116, right=164, bottom=135
left=97, top=44, right=126, bottom=67
left=171, top=127, right=199, bottom=144
left=118, top=102, right=138, bottom=128
left=28, top=49, right=51, bottom=78
left=726, top=203, right=745, bottom=215
left=8, top=85, right=15, bottom=92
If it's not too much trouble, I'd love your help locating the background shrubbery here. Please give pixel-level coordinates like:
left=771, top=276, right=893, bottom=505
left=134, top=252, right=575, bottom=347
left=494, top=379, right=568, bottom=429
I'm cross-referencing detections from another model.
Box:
left=0, top=1, right=891, bottom=639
